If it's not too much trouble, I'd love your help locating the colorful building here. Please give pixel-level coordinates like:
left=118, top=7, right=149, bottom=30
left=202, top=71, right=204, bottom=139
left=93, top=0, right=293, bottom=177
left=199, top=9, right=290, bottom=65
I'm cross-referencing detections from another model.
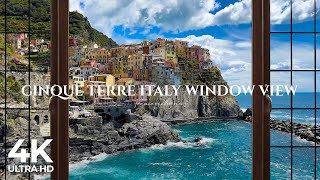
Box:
left=70, top=76, right=85, bottom=96
left=91, top=74, right=115, bottom=86
left=116, top=78, right=135, bottom=101
left=80, top=65, right=97, bottom=80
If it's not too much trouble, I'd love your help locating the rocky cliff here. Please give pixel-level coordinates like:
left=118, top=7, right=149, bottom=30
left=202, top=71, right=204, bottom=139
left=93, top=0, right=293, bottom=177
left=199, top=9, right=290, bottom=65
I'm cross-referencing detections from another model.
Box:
left=144, top=64, right=242, bottom=121
left=69, top=115, right=179, bottom=162
left=146, top=86, right=242, bottom=121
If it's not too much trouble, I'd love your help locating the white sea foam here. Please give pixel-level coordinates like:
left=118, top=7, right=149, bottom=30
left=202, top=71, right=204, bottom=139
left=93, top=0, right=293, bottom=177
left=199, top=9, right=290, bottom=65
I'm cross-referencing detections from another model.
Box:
left=33, top=155, right=111, bottom=180
left=149, top=162, right=173, bottom=166
left=292, top=136, right=315, bottom=146
left=70, top=153, right=110, bottom=171
left=146, top=137, right=215, bottom=151
left=90, top=153, right=110, bottom=162
left=174, top=129, right=183, bottom=133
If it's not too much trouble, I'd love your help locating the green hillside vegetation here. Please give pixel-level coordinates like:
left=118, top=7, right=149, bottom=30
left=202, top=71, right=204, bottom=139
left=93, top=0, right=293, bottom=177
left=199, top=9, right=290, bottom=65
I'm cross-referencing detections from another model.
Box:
left=0, top=0, right=117, bottom=48
left=0, top=35, right=35, bottom=71
left=0, top=73, right=27, bottom=103
left=69, top=11, right=118, bottom=48
left=0, top=35, right=13, bottom=56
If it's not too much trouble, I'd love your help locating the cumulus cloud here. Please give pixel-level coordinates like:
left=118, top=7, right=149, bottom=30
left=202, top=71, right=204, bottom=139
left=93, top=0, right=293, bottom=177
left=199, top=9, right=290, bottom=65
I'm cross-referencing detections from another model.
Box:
left=271, top=37, right=316, bottom=70
left=70, top=0, right=84, bottom=14
left=207, top=0, right=316, bottom=25
left=70, top=0, right=220, bottom=37
left=176, top=35, right=317, bottom=91
left=69, top=0, right=318, bottom=39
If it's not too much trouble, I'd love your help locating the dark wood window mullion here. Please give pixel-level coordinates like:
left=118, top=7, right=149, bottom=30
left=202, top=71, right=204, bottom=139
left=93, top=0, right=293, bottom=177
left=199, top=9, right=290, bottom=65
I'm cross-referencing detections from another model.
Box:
left=263, top=0, right=270, bottom=178
left=50, top=0, right=69, bottom=179
left=252, top=0, right=270, bottom=179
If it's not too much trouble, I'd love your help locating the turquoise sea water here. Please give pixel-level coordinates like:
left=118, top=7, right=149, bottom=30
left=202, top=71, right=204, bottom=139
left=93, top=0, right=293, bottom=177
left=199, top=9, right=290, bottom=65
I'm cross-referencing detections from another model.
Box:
left=70, top=93, right=320, bottom=179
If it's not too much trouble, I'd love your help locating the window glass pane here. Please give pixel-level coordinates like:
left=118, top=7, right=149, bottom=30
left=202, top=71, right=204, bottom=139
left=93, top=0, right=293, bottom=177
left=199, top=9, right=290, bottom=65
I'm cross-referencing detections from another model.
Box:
left=271, top=34, right=291, bottom=70
left=292, top=110, right=315, bottom=146
left=6, top=109, right=30, bottom=145
left=292, top=148, right=315, bottom=179
left=317, top=110, right=320, bottom=146
left=6, top=0, right=29, bottom=16
left=292, top=34, right=314, bottom=70
left=270, top=0, right=290, bottom=32
left=7, top=16, right=28, bottom=33
left=271, top=72, right=291, bottom=108
left=271, top=110, right=291, bottom=146
left=317, top=73, right=320, bottom=108
left=5, top=72, right=29, bottom=107
left=293, top=72, right=315, bottom=108
left=0, top=0, right=4, bottom=33
left=292, top=0, right=314, bottom=32
left=271, top=148, right=291, bottom=179
left=317, top=36, right=320, bottom=70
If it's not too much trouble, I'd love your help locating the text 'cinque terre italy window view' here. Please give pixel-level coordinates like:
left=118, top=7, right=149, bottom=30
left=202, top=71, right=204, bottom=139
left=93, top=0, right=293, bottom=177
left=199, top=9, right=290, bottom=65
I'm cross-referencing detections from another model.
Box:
left=1, top=0, right=320, bottom=179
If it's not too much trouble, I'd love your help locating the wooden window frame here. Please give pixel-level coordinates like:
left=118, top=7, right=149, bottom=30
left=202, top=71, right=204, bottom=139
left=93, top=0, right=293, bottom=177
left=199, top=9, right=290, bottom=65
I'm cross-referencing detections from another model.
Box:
left=50, top=0, right=271, bottom=179
left=252, top=0, right=270, bottom=179
left=50, top=0, right=69, bottom=179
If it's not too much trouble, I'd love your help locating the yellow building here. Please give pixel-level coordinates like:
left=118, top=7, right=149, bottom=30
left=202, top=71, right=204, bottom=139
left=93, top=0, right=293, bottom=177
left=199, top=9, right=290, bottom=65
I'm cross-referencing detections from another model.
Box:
left=70, top=76, right=85, bottom=96
left=118, top=46, right=128, bottom=57
left=92, top=74, right=115, bottom=86
left=128, top=53, right=143, bottom=70
left=165, top=45, right=176, bottom=60
left=95, top=49, right=109, bottom=63
left=116, top=78, right=135, bottom=86
left=175, top=46, right=187, bottom=59
left=79, top=59, right=89, bottom=66
left=113, top=57, right=129, bottom=79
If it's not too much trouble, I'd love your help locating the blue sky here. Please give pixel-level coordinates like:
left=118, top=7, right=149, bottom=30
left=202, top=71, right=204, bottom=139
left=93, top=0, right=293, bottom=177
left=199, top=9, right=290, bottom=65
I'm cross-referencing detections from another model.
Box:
left=70, top=0, right=320, bottom=92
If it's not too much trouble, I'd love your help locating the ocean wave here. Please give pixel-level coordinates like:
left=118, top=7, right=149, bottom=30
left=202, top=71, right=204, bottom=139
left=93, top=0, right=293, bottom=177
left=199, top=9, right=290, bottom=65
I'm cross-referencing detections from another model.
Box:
left=70, top=153, right=110, bottom=171
left=146, top=137, right=215, bottom=151
left=174, top=129, right=183, bottom=133
left=149, top=162, right=173, bottom=166
left=292, top=136, right=315, bottom=146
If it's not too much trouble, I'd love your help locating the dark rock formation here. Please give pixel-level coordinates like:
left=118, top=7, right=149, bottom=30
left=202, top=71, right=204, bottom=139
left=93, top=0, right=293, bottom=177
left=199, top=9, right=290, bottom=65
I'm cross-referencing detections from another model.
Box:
left=243, top=108, right=320, bottom=143
left=69, top=115, right=180, bottom=162
left=242, top=108, right=252, bottom=120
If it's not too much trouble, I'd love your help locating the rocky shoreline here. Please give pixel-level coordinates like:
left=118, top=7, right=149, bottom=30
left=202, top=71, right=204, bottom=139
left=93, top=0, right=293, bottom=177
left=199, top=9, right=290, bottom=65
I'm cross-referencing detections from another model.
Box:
left=161, top=116, right=239, bottom=126
left=68, top=115, right=180, bottom=163
left=242, top=108, right=320, bottom=144
left=2, top=101, right=319, bottom=179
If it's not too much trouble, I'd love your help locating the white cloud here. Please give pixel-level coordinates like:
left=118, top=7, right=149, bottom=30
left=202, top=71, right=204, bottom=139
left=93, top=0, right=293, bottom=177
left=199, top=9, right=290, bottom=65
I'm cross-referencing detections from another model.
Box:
left=176, top=35, right=316, bottom=92
left=271, top=0, right=315, bottom=24
left=71, top=0, right=317, bottom=39
left=208, top=0, right=315, bottom=25
left=271, top=38, right=316, bottom=70
left=73, top=0, right=220, bottom=38
left=210, top=0, right=252, bottom=25
left=70, top=0, right=84, bottom=14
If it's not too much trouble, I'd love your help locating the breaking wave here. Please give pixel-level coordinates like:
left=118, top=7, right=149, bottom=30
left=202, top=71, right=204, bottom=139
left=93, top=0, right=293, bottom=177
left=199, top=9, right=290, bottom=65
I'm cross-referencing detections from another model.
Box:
left=146, top=137, right=215, bottom=151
